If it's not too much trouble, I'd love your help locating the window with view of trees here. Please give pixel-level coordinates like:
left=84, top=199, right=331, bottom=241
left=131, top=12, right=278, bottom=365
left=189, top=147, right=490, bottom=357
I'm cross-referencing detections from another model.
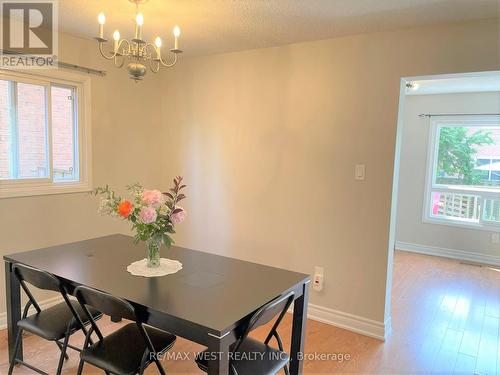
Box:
left=0, top=71, right=91, bottom=198
left=425, top=116, right=500, bottom=229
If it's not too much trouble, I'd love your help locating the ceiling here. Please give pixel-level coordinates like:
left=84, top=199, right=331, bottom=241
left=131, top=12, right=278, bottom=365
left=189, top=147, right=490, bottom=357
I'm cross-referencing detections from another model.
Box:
left=60, top=0, right=499, bottom=57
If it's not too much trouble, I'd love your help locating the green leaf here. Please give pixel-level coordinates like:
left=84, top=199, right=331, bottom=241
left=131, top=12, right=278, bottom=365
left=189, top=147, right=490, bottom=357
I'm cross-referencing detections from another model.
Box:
left=162, top=235, right=172, bottom=248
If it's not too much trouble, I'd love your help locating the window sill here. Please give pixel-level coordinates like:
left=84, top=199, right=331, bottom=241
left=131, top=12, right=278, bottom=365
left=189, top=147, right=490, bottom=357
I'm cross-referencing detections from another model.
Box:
left=432, top=184, right=500, bottom=196
left=423, top=217, right=500, bottom=232
left=0, top=181, right=92, bottom=199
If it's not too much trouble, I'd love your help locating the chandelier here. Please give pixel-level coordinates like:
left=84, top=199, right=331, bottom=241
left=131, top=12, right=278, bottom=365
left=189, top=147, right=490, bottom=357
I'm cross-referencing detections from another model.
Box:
left=96, top=0, right=182, bottom=82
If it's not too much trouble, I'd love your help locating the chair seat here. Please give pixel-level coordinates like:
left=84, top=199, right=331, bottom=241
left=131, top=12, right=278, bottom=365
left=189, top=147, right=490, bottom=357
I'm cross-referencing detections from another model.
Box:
left=80, top=323, right=176, bottom=375
left=196, top=337, right=290, bottom=375
left=17, top=300, right=102, bottom=341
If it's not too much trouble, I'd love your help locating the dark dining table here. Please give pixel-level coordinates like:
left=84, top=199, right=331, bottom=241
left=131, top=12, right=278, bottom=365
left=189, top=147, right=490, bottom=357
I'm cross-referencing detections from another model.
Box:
left=4, top=234, right=310, bottom=374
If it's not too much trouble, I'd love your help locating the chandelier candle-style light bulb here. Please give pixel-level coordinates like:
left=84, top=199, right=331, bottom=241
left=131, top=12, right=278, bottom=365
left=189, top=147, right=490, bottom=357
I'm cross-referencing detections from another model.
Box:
left=135, top=13, right=144, bottom=40
left=173, top=25, right=181, bottom=50
left=155, top=37, right=162, bottom=56
left=98, top=12, right=105, bottom=38
left=94, top=0, right=183, bottom=82
left=113, top=30, right=120, bottom=52
left=136, top=12, right=144, bottom=26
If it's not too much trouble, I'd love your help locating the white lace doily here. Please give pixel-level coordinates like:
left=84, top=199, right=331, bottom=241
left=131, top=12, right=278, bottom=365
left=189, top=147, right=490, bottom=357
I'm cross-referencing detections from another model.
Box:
left=126, top=258, right=183, bottom=277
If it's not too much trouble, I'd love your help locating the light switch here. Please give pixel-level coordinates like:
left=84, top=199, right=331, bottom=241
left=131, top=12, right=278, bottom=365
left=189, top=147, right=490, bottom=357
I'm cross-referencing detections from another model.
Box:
left=355, top=164, right=365, bottom=180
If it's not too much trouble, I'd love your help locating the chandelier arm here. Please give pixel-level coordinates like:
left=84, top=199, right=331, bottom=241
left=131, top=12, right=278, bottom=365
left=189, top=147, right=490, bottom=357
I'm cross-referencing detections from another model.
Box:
left=98, top=39, right=131, bottom=61
left=98, top=41, right=118, bottom=60
left=141, top=42, right=158, bottom=60
left=114, top=54, right=126, bottom=68
left=114, top=40, right=130, bottom=68
left=118, top=39, right=131, bottom=57
left=158, top=53, right=178, bottom=68
left=149, top=59, right=160, bottom=73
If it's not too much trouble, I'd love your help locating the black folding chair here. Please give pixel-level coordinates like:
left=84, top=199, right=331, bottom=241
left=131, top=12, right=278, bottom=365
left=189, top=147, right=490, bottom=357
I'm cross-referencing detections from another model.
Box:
left=74, top=285, right=176, bottom=375
left=8, top=263, right=103, bottom=375
left=195, top=291, right=295, bottom=375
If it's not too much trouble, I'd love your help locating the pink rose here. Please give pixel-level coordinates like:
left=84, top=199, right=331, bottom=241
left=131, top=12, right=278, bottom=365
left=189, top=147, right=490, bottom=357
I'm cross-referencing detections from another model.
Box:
left=141, top=189, right=165, bottom=208
left=138, top=207, right=157, bottom=224
left=170, top=207, right=186, bottom=224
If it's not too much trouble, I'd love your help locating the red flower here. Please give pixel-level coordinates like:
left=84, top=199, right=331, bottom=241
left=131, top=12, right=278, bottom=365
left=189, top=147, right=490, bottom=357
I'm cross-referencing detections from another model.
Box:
left=117, top=200, right=133, bottom=218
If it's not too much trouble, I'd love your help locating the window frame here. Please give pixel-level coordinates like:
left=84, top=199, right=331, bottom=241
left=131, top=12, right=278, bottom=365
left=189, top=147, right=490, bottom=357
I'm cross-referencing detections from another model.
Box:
left=423, top=115, right=500, bottom=231
left=50, top=83, right=79, bottom=183
left=0, top=69, right=92, bottom=198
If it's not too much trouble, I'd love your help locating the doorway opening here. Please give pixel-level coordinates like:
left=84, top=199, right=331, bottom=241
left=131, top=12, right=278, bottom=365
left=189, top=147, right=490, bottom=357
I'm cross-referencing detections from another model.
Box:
left=385, top=71, right=500, bottom=373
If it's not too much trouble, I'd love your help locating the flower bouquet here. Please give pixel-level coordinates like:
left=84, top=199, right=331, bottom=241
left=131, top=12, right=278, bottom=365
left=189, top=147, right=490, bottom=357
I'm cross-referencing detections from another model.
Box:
left=93, top=176, right=187, bottom=268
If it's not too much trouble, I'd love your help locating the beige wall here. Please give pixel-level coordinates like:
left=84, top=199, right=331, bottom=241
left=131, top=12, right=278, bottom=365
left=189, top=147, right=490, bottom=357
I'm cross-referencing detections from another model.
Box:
left=397, top=91, right=500, bottom=258
left=0, top=32, right=164, bottom=313
left=0, top=19, right=498, bottom=325
left=159, top=19, right=499, bottom=323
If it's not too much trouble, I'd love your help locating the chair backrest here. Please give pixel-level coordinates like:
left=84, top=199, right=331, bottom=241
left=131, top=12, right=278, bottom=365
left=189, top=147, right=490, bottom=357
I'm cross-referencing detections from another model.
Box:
left=12, top=263, right=65, bottom=315
left=75, top=285, right=144, bottom=344
left=12, top=263, right=90, bottom=334
left=13, top=263, right=61, bottom=292
left=232, top=291, right=294, bottom=354
left=249, top=291, right=294, bottom=330
left=75, top=285, right=136, bottom=322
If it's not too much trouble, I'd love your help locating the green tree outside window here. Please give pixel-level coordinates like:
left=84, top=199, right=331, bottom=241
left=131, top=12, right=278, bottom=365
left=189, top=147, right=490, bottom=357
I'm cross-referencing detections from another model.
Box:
left=436, top=127, right=494, bottom=186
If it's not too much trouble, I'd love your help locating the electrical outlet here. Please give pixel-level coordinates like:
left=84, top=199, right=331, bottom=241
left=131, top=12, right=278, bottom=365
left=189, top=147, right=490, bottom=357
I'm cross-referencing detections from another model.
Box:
left=313, top=266, right=324, bottom=292
left=492, top=233, right=499, bottom=244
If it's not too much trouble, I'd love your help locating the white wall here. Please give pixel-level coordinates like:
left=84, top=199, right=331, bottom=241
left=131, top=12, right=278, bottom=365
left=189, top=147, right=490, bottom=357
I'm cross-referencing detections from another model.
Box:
left=158, top=18, right=499, bottom=331
left=396, top=91, right=500, bottom=263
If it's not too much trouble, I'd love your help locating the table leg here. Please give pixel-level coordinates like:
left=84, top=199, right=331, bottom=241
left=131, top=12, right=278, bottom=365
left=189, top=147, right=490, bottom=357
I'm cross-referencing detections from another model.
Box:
left=289, top=281, right=309, bottom=375
left=206, top=332, right=231, bottom=375
left=5, top=261, right=22, bottom=363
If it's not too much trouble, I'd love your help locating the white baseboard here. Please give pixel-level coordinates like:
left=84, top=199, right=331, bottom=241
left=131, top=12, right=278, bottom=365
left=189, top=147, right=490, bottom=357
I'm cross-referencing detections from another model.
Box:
left=306, top=303, right=389, bottom=341
left=0, top=296, right=63, bottom=330
left=0, top=296, right=390, bottom=342
left=396, top=241, right=500, bottom=267
left=287, top=303, right=389, bottom=341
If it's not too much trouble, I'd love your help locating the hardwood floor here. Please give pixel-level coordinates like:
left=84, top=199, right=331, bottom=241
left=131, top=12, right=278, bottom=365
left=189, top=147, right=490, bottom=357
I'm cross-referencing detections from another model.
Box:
left=1, top=251, right=499, bottom=374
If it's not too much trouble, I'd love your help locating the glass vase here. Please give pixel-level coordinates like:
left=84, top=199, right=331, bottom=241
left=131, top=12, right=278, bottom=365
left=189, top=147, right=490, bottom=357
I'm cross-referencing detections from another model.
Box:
left=146, top=237, right=161, bottom=268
